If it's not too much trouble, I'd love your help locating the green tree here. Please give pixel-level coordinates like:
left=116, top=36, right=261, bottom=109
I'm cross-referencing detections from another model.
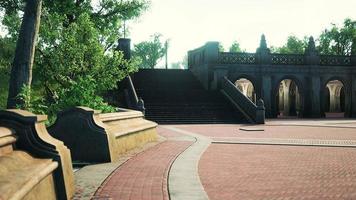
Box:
left=133, top=33, right=166, bottom=69
left=0, top=36, right=15, bottom=109
left=7, top=0, right=42, bottom=108
left=317, top=18, right=356, bottom=55
left=271, top=35, right=308, bottom=54
left=229, top=41, right=242, bottom=53
left=0, top=0, right=149, bottom=115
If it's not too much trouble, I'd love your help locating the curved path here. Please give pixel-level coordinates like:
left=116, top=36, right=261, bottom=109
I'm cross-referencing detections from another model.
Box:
left=164, top=126, right=211, bottom=200
left=92, top=127, right=194, bottom=200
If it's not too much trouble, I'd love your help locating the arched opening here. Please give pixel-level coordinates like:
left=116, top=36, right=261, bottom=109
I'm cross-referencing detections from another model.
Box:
left=235, top=78, right=256, bottom=103
left=276, top=79, right=301, bottom=118
left=324, top=80, right=345, bottom=118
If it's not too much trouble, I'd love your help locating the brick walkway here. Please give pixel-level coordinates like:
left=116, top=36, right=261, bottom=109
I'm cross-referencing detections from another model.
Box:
left=199, top=144, right=356, bottom=200
left=87, top=121, right=356, bottom=200
left=177, top=123, right=356, bottom=140
left=93, top=139, right=192, bottom=200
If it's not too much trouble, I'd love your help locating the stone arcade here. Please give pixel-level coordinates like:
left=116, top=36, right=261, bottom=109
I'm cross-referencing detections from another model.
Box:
left=188, top=35, right=356, bottom=118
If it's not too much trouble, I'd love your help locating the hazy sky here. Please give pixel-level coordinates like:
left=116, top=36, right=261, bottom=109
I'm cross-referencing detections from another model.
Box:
left=129, top=0, right=356, bottom=67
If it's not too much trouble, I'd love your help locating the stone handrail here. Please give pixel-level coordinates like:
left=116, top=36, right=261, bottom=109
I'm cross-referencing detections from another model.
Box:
left=217, top=51, right=354, bottom=66
left=124, top=75, right=145, bottom=114
left=220, top=77, right=265, bottom=124
left=218, top=52, right=257, bottom=64
left=319, top=55, right=352, bottom=66
left=271, top=53, right=305, bottom=65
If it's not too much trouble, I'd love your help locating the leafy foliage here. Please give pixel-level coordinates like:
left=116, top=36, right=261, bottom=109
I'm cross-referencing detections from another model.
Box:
left=0, top=0, right=148, bottom=116
left=132, top=33, right=166, bottom=68
left=271, top=36, right=308, bottom=54
left=229, top=41, right=243, bottom=53
left=317, top=18, right=356, bottom=55
left=16, top=84, right=47, bottom=114
left=0, top=36, right=15, bottom=109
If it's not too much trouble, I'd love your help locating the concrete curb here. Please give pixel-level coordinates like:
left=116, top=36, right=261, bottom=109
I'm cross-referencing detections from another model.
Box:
left=163, top=126, right=211, bottom=200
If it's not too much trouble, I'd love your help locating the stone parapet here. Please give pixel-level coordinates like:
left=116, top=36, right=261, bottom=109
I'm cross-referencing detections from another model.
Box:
left=0, top=110, right=75, bottom=200
left=48, top=107, right=158, bottom=163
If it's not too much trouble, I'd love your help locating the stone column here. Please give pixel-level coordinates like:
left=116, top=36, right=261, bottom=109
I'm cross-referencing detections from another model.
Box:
left=117, top=38, right=131, bottom=60
left=256, top=34, right=271, bottom=65
left=262, top=75, right=272, bottom=117
left=282, top=80, right=291, bottom=116
left=304, top=37, right=320, bottom=65
left=211, top=66, right=228, bottom=90
left=352, top=75, right=356, bottom=117
left=201, top=42, right=219, bottom=90
left=311, top=76, right=322, bottom=117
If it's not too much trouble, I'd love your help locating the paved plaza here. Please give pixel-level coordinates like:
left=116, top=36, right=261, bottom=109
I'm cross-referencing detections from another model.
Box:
left=76, top=119, right=356, bottom=200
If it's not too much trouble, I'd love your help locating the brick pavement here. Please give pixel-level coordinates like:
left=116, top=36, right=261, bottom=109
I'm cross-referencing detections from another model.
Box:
left=199, top=143, right=356, bottom=200
left=93, top=140, right=192, bottom=200
left=80, top=121, right=356, bottom=200
left=91, top=126, right=194, bottom=200
left=177, top=123, right=356, bottom=140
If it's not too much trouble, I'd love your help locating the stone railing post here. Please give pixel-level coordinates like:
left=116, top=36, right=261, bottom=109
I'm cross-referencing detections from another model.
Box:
left=117, top=38, right=131, bottom=60
left=304, top=36, right=320, bottom=65
left=256, top=99, right=265, bottom=124
left=204, top=41, right=220, bottom=64
left=256, top=34, right=271, bottom=64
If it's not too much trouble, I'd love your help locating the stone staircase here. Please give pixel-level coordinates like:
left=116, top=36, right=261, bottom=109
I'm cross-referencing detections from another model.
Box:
left=131, top=69, right=248, bottom=124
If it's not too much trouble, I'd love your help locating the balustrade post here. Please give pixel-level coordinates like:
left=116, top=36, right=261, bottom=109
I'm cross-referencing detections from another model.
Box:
left=261, top=75, right=272, bottom=117
left=352, top=75, right=356, bottom=118
left=204, top=41, right=220, bottom=64
left=256, top=99, right=265, bottom=124
left=117, top=38, right=131, bottom=60
left=256, top=34, right=271, bottom=64
left=304, top=36, right=320, bottom=65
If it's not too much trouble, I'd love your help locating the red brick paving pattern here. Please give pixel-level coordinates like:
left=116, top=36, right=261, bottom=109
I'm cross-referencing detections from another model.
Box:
left=177, top=124, right=356, bottom=140
left=199, top=144, right=356, bottom=200
left=94, top=140, right=193, bottom=200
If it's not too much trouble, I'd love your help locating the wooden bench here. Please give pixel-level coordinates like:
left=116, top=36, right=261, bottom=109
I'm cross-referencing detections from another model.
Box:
left=48, top=107, right=158, bottom=163
left=0, top=110, right=75, bottom=200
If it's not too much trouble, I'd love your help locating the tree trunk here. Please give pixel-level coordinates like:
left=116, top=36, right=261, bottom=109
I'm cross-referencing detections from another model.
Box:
left=7, top=0, right=42, bottom=108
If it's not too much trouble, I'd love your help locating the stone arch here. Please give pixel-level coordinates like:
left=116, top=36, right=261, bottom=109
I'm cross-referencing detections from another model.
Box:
left=234, top=77, right=257, bottom=103
left=322, top=77, right=349, bottom=117
left=273, top=76, right=304, bottom=118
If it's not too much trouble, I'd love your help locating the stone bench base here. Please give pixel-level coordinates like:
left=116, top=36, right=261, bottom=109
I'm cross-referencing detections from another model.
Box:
left=49, top=107, right=158, bottom=163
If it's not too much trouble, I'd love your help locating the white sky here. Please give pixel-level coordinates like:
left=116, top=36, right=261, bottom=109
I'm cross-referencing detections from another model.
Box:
left=1, top=0, right=356, bottom=67
left=129, top=0, right=356, bottom=67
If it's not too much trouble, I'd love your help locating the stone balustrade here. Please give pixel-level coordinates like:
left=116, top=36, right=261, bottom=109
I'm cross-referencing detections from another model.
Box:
left=48, top=107, right=158, bottom=164
left=0, top=110, right=75, bottom=200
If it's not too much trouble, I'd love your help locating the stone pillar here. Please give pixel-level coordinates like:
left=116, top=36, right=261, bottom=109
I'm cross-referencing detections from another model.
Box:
left=282, top=80, right=291, bottom=116
left=262, top=75, right=272, bottom=117
left=256, top=34, right=271, bottom=64
left=204, top=42, right=220, bottom=90
left=311, top=76, right=322, bottom=117
left=351, top=75, right=356, bottom=117
left=204, top=42, right=219, bottom=64
left=256, top=99, right=265, bottom=124
left=304, top=36, right=320, bottom=65
left=211, top=66, right=228, bottom=90
left=117, top=38, right=131, bottom=60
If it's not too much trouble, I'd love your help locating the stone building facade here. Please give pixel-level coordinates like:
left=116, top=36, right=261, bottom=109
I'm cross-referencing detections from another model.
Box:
left=188, top=35, right=356, bottom=118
